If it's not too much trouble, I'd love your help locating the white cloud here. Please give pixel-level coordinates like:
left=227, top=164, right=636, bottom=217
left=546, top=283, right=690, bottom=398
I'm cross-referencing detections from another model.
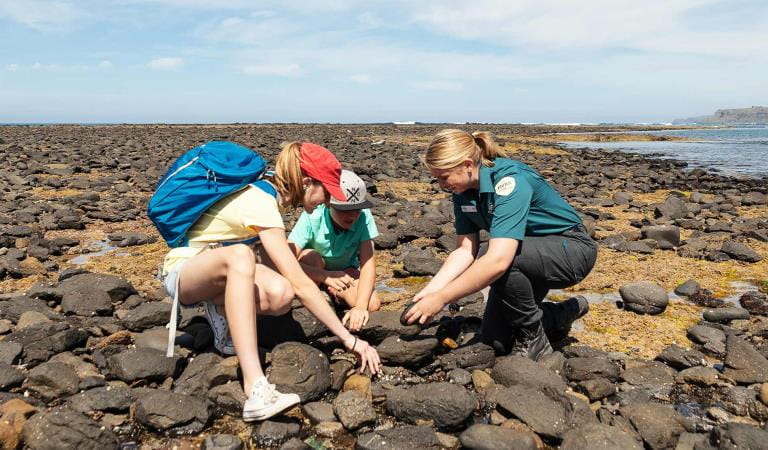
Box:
left=98, top=60, right=113, bottom=69
left=410, top=80, right=463, bottom=91
left=147, top=57, right=184, bottom=70
left=241, top=63, right=301, bottom=76
left=0, top=0, right=83, bottom=31
left=31, top=62, right=88, bottom=72
left=409, top=0, right=768, bottom=57
left=197, top=15, right=298, bottom=46
left=349, top=73, right=372, bottom=84
left=5, top=63, right=19, bottom=72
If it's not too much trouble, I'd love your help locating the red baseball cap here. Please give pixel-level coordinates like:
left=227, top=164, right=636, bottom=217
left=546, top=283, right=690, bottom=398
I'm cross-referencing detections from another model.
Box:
left=298, top=142, right=346, bottom=201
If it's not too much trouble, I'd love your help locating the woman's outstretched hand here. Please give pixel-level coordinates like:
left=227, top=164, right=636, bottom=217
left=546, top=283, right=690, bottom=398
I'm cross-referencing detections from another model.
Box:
left=344, top=335, right=380, bottom=374
left=404, top=293, right=445, bottom=325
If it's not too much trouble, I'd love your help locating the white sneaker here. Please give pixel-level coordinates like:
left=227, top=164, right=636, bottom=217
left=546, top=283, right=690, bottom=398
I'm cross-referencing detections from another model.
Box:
left=242, top=377, right=301, bottom=422
left=204, top=301, right=236, bottom=355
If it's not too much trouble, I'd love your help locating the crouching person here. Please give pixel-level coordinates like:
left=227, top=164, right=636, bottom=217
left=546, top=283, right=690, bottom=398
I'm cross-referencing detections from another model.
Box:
left=156, top=142, right=380, bottom=422
left=288, top=169, right=381, bottom=331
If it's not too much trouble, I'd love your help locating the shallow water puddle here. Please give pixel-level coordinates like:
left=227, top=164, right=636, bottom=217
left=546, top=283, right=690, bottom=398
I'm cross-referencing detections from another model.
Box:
left=374, top=281, right=405, bottom=293
left=70, top=240, right=129, bottom=265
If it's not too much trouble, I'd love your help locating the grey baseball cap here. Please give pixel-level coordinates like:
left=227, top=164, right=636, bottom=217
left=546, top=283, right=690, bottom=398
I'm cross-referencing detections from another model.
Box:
left=329, top=170, right=373, bottom=211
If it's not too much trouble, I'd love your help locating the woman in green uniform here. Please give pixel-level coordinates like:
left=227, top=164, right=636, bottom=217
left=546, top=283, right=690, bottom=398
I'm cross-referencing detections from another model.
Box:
left=404, top=129, right=597, bottom=360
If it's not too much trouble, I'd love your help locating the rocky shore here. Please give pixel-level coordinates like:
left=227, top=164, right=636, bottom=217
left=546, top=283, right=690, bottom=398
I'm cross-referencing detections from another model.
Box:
left=1, top=124, right=767, bottom=449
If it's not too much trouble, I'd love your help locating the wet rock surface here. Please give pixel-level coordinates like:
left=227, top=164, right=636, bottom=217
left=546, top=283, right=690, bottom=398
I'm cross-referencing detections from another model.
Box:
left=1, top=124, right=767, bottom=448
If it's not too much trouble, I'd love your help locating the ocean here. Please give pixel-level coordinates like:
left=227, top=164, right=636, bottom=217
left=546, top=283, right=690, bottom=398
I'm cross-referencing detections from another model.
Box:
left=559, top=127, right=768, bottom=178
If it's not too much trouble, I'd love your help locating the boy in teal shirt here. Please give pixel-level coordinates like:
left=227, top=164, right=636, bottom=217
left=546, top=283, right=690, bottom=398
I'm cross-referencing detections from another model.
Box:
left=288, top=170, right=380, bottom=331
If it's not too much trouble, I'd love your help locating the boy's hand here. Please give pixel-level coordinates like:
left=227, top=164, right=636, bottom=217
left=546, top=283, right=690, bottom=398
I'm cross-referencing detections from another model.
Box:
left=342, top=307, right=369, bottom=332
left=324, top=272, right=354, bottom=292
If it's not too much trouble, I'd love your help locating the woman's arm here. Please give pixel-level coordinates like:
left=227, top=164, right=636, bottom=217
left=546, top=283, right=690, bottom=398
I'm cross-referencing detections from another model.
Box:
left=406, top=237, right=518, bottom=325
left=260, top=228, right=380, bottom=372
left=415, top=233, right=479, bottom=300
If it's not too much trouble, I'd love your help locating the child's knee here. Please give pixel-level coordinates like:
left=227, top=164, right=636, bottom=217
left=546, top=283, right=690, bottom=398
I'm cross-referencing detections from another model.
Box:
left=266, top=278, right=294, bottom=314
left=368, top=293, right=381, bottom=311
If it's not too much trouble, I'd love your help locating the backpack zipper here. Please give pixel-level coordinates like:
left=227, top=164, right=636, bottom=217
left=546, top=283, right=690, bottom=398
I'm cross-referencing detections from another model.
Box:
left=156, top=156, right=200, bottom=191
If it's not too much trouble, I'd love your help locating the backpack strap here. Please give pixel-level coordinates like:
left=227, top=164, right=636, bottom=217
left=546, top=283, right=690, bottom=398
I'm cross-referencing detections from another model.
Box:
left=250, top=179, right=277, bottom=198
left=166, top=272, right=181, bottom=357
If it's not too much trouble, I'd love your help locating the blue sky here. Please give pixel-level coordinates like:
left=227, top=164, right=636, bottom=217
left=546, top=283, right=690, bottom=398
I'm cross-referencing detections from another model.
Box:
left=1, top=0, right=767, bottom=123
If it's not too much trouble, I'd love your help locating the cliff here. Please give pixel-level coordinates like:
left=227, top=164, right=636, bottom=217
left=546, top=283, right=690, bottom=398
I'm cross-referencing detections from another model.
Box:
left=673, top=106, right=768, bottom=125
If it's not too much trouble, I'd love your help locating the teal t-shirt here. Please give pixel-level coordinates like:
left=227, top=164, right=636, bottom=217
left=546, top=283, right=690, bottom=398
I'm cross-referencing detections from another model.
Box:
left=288, top=205, right=379, bottom=270
left=453, top=158, right=582, bottom=240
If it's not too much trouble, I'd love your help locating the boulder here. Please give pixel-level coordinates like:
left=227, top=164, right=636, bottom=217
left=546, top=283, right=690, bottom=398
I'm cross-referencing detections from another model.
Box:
left=496, top=384, right=597, bottom=440
left=721, top=240, right=763, bottom=263
left=438, top=342, right=496, bottom=371
left=376, top=336, right=438, bottom=366
left=641, top=225, right=680, bottom=249
left=22, top=407, right=119, bottom=449
left=619, top=402, right=687, bottom=450
left=565, top=357, right=621, bottom=382
left=332, top=390, right=376, bottom=430
left=252, top=419, right=301, bottom=447
left=57, top=272, right=136, bottom=302
left=560, top=422, right=643, bottom=450
left=459, top=424, right=538, bottom=450
left=134, top=389, right=212, bottom=435
left=357, top=311, right=421, bottom=344
left=0, top=363, right=25, bottom=390
left=703, top=307, right=750, bottom=323
left=619, top=281, right=669, bottom=315
left=687, top=325, right=726, bottom=355
left=654, top=196, right=688, bottom=220
left=386, top=382, right=476, bottom=428
left=492, top=355, right=568, bottom=391
left=722, top=335, right=768, bottom=384
left=267, top=342, right=330, bottom=402
left=121, top=302, right=172, bottom=331
left=674, top=279, right=700, bottom=297
left=356, top=425, right=441, bottom=450
left=25, top=362, right=79, bottom=401
left=61, top=290, right=113, bottom=316
left=740, top=291, right=768, bottom=316
left=106, top=348, right=182, bottom=383
left=655, top=344, right=706, bottom=370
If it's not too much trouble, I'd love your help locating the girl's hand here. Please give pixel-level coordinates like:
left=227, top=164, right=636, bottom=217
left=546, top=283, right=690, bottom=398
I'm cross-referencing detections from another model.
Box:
left=324, top=273, right=354, bottom=292
left=342, top=307, right=370, bottom=332
left=405, top=293, right=445, bottom=325
left=344, top=335, right=380, bottom=374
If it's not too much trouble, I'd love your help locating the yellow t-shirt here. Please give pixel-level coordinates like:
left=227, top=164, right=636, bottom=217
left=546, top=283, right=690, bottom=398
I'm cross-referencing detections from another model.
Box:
left=162, top=185, right=284, bottom=275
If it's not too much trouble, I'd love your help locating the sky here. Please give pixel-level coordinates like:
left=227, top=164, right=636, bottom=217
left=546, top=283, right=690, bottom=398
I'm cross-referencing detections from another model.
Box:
left=1, top=0, right=767, bottom=124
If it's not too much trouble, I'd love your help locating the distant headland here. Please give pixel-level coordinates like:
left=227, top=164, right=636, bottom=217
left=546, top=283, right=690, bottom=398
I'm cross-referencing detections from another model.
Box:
left=673, top=106, right=768, bottom=125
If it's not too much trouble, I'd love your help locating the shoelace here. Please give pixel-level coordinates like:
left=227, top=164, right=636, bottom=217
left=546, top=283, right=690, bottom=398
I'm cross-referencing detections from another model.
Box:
left=252, top=383, right=280, bottom=404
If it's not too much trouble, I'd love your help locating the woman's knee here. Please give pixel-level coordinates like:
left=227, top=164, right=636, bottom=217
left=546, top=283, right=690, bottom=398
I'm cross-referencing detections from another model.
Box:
left=225, top=244, right=257, bottom=277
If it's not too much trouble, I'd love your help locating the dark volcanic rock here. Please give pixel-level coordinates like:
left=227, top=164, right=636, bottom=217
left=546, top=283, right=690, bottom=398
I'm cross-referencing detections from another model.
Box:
left=560, top=422, right=643, bottom=450
left=0, top=341, right=23, bottom=365
left=22, top=406, right=119, bottom=450
left=68, top=385, right=132, bottom=414
left=61, top=289, right=113, bottom=316
left=619, top=402, right=688, bottom=450
left=121, top=301, right=172, bottom=331
left=252, top=419, right=301, bottom=447
left=26, top=361, right=79, bottom=400
left=357, top=311, right=421, bottom=344
left=438, top=342, right=496, bottom=371
left=492, top=355, right=568, bottom=391
left=620, top=362, right=676, bottom=386
left=356, top=425, right=441, bottom=450
left=495, top=385, right=597, bottom=440
left=674, top=279, right=701, bottom=297
left=687, top=324, right=726, bottom=355
left=641, top=225, right=680, bottom=249
left=740, top=291, right=768, bottom=316
left=106, top=348, right=182, bottom=383
left=565, top=357, right=621, bottom=382
left=655, top=344, right=706, bottom=370
left=654, top=195, right=688, bottom=220
left=57, top=272, right=136, bottom=302
left=267, top=342, right=330, bottom=402
left=401, top=251, right=442, bottom=276
left=619, top=281, right=669, bottom=315
left=135, top=389, right=212, bottom=435
left=576, top=377, right=616, bottom=401
left=703, top=307, right=750, bottom=323
left=720, top=240, right=763, bottom=263
left=386, top=382, right=476, bottom=428
left=0, top=362, right=25, bottom=389
left=332, top=390, right=376, bottom=430
left=722, top=334, right=768, bottom=384
left=376, top=335, right=438, bottom=366
left=4, top=322, right=88, bottom=366
left=703, top=422, right=768, bottom=449
left=459, top=424, right=538, bottom=450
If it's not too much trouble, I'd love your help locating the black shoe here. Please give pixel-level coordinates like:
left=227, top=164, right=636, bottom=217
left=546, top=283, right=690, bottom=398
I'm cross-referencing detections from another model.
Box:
left=548, top=296, right=589, bottom=343
left=510, top=321, right=553, bottom=361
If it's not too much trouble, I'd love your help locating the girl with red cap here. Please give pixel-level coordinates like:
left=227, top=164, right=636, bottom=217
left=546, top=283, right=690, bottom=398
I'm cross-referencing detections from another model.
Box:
left=160, top=141, right=381, bottom=422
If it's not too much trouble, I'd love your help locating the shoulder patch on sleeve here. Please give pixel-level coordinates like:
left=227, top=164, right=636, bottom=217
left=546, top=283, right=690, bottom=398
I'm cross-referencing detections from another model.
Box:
left=494, top=176, right=516, bottom=196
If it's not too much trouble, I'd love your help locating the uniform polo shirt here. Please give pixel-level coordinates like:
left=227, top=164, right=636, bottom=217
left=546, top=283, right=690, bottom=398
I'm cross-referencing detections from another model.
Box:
left=452, top=158, right=582, bottom=240
left=288, top=204, right=379, bottom=270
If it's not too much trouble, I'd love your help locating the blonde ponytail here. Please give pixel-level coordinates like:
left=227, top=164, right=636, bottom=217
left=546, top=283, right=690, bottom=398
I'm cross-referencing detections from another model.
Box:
left=424, top=129, right=506, bottom=170
left=273, top=141, right=305, bottom=208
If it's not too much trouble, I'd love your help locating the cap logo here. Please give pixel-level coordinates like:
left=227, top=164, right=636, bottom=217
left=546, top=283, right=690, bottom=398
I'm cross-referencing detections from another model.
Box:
left=345, top=186, right=361, bottom=202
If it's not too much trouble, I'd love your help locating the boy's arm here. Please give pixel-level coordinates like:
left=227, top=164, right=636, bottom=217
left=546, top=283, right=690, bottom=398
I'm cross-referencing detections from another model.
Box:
left=354, top=239, right=376, bottom=310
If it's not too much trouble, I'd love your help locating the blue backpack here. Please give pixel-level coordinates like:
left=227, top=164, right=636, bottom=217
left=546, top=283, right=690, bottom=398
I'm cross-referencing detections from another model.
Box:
left=147, top=141, right=277, bottom=248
